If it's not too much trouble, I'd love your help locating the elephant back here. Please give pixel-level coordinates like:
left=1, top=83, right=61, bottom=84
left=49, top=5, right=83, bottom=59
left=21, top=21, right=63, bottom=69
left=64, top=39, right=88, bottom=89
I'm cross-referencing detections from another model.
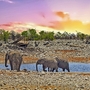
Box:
left=44, top=59, right=58, bottom=68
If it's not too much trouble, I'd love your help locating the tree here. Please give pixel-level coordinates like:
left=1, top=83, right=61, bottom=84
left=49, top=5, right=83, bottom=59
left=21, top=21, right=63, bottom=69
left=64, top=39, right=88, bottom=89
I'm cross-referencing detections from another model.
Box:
left=1, top=30, right=10, bottom=43
left=21, top=31, right=28, bottom=43
left=39, top=31, right=46, bottom=40
left=76, top=32, right=86, bottom=40
left=39, top=31, right=54, bottom=40
left=0, top=29, right=3, bottom=40
left=28, top=29, right=38, bottom=40
left=45, top=32, right=54, bottom=40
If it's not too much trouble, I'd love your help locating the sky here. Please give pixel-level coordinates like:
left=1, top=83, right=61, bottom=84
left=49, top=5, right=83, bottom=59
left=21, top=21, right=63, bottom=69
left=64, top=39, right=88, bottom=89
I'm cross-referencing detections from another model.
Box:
left=0, top=0, right=90, bottom=34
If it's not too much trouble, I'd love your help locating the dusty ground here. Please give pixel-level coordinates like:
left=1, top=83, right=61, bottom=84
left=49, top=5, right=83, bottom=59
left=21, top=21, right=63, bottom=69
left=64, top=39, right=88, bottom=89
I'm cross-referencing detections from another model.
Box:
left=0, top=70, right=90, bottom=90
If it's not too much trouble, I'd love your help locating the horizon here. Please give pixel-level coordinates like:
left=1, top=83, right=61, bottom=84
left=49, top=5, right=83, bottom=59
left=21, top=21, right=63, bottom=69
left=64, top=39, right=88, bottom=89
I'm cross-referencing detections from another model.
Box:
left=0, top=0, right=90, bottom=34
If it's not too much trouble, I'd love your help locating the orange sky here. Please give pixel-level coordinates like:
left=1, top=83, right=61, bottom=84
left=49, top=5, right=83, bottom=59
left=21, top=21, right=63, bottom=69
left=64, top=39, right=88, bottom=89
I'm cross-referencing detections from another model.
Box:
left=47, top=11, right=90, bottom=34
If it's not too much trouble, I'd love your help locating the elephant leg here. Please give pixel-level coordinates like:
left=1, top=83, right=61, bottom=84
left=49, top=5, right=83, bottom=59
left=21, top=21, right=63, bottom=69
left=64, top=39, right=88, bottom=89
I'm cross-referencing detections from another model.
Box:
left=48, top=68, right=51, bottom=72
left=17, top=61, right=22, bottom=71
left=62, top=68, right=65, bottom=72
left=13, top=63, right=17, bottom=70
left=10, top=61, right=13, bottom=70
left=67, top=68, right=70, bottom=72
left=48, top=68, right=53, bottom=72
left=43, top=65, right=47, bottom=72
left=52, top=68, right=55, bottom=72
left=56, top=69, right=58, bottom=72
left=48, top=67, right=50, bottom=72
left=49, top=68, right=53, bottom=72
left=17, top=64, right=20, bottom=71
left=52, top=68, right=58, bottom=72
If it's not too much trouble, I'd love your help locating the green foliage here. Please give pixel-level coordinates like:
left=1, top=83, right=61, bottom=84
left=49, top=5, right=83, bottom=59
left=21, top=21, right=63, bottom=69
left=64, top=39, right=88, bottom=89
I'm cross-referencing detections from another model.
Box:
left=21, top=31, right=28, bottom=37
left=1, top=30, right=10, bottom=43
left=76, top=32, right=87, bottom=40
left=39, top=31, right=54, bottom=40
left=28, top=29, right=38, bottom=40
left=39, top=31, right=55, bottom=41
left=21, top=30, right=28, bottom=43
left=45, top=32, right=54, bottom=40
left=1, top=28, right=90, bottom=43
left=21, top=29, right=40, bottom=41
left=39, top=31, right=45, bottom=40
left=0, top=29, right=3, bottom=40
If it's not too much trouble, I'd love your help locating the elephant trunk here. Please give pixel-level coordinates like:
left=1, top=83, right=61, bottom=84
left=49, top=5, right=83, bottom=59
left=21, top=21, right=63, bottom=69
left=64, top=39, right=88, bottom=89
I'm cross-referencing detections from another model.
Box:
left=36, top=63, right=38, bottom=71
left=5, top=53, right=8, bottom=67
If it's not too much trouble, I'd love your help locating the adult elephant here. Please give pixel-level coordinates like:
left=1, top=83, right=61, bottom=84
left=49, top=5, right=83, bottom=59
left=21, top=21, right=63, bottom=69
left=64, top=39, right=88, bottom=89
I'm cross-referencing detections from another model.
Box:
left=55, top=57, right=70, bottom=72
left=36, top=58, right=58, bottom=72
left=5, top=50, right=23, bottom=71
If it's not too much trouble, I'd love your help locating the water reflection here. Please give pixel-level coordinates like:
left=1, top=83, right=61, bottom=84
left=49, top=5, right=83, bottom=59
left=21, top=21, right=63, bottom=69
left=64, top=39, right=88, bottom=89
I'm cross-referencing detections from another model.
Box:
left=0, top=62, right=90, bottom=72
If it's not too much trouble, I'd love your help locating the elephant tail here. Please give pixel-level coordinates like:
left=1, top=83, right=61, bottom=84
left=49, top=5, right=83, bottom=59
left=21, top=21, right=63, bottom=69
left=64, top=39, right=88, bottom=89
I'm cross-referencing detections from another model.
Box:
left=67, top=67, right=70, bottom=72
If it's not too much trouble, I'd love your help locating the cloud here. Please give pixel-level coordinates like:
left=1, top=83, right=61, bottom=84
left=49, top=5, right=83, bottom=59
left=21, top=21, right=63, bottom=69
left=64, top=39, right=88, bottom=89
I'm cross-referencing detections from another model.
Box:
left=55, top=11, right=70, bottom=20
left=0, top=0, right=14, bottom=3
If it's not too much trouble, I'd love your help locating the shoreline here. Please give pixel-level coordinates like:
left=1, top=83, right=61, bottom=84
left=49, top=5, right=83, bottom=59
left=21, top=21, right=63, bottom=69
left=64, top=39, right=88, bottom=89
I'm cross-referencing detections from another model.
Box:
left=0, top=54, right=90, bottom=64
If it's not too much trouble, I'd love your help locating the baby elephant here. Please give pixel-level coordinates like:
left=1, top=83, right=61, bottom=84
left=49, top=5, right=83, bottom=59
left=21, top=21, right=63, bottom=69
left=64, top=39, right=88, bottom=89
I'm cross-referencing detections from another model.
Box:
left=55, top=57, right=70, bottom=72
left=36, top=58, right=58, bottom=72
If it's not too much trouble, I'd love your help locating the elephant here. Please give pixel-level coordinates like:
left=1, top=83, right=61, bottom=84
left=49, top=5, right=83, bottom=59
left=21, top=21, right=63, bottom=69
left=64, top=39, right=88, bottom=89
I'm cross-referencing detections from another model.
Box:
left=5, top=50, right=23, bottom=71
left=55, top=57, right=70, bottom=72
left=36, top=58, right=58, bottom=72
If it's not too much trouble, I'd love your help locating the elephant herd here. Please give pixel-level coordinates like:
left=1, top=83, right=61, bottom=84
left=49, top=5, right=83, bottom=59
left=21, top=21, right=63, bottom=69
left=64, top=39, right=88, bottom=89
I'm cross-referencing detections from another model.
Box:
left=4, top=50, right=70, bottom=72
left=36, top=57, right=70, bottom=72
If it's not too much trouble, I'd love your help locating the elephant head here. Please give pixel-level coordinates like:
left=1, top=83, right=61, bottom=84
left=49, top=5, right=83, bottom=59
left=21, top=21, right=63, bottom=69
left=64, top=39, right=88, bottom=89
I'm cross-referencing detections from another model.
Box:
left=5, top=50, right=23, bottom=71
left=55, top=57, right=70, bottom=72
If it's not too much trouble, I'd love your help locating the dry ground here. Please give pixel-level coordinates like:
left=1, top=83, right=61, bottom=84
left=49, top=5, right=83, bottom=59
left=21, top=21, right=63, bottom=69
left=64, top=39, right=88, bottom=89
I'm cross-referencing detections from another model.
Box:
left=0, top=50, right=90, bottom=63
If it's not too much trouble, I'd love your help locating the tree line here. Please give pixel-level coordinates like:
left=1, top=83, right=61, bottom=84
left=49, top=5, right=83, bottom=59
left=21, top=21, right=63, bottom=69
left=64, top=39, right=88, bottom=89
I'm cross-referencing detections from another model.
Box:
left=0, top=29, right=90, bottom=43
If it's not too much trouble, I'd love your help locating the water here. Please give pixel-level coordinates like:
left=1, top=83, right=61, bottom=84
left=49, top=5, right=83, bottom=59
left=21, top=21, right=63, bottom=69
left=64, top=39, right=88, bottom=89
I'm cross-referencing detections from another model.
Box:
left=1, top=62, right=90, bottom=72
